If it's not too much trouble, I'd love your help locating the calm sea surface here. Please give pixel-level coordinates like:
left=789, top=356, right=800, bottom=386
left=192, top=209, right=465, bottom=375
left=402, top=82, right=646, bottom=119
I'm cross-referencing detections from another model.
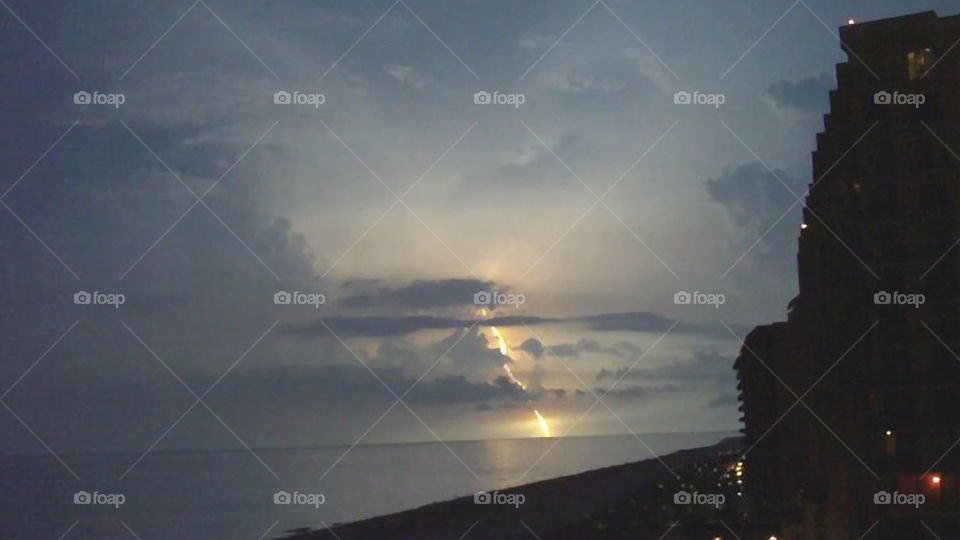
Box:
left=0, top=431, right=735, bottom=538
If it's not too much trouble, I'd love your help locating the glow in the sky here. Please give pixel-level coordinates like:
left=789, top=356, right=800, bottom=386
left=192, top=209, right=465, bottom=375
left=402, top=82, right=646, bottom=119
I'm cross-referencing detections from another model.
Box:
left=534, top=409, right=551, bottom=437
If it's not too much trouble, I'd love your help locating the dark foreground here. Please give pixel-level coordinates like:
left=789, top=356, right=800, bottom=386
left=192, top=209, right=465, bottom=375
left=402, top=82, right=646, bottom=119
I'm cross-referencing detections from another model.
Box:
left=278, top=437, right=768, bottom=539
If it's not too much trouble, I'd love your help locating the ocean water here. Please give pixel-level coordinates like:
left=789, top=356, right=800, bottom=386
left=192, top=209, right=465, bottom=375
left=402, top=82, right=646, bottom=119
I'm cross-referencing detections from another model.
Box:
left=0, top=431, right=734, bottom=539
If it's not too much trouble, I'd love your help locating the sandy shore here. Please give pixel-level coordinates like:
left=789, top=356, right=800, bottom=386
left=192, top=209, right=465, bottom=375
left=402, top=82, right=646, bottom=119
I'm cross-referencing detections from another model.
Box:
left=278, top=437, right=745, bottom=540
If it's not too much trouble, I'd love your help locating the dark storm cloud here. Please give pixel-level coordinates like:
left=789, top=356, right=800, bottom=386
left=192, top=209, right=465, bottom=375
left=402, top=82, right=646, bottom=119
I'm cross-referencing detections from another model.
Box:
left=704, top=161, right=805, bottom=278
left=575, top=312, right=676, bottom=332
left=476, top=401, right=524, bottom=412
left=705, top=161, right=803, bottom=230
left=0, top=120, right=323, bottom=380
left=433, top=326, right=515, bottom=371
left=594, top=383, right=683, bottom=400
left=705, top=394, right=739, bottom=408
left=70, top=362, right=527, bottom=409
left=341, top=278, right=496, bottom=310
left=551, top=339, right=600, bottom=357
left=517, top=337, right=546, bottom=358
left=765, top=73, right=834, bottom=111
left=409, top=375, right=527, bottom=404
left=596, top=349, right=733, bottom=384
left=516, top=337, right=642, bottom=360
left=210, top=364, right=530, bottom=406
left=282, top=315, right=474, bottom=337
left=282, top=311, right=686, bottom=338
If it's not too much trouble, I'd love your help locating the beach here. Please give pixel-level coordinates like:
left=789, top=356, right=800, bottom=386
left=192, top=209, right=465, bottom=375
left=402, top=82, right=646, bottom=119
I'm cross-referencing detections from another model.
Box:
left=281, top=437, right=745, bottom=539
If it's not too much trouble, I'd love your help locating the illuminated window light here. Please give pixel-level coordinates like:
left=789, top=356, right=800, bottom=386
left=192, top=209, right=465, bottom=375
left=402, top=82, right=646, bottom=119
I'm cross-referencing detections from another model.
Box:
left=885, top=430, right=892, bottom=436
left=770, top=536, right=780, bottom=540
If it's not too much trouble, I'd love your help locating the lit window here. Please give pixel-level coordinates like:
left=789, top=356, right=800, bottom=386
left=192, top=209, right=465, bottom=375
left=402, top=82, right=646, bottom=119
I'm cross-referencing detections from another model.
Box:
left=908, top=48, right=935, bottom=80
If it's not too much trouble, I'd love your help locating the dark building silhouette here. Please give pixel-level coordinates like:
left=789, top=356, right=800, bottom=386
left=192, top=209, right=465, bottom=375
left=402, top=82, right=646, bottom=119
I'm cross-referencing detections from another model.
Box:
left=735, top=11, right=960, bottom=539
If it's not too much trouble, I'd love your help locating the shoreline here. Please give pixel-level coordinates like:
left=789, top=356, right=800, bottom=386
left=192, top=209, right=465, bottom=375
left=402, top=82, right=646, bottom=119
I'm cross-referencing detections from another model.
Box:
left=279, top=436, right=745, bottom=539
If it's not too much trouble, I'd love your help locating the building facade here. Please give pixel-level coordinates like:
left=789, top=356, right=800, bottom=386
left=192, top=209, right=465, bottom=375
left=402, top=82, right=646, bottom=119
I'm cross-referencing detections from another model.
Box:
left=735, top=11, right=960, bottom=539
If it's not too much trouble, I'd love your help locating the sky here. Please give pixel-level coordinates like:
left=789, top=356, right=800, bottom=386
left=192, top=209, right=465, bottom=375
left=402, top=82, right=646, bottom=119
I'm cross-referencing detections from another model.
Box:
left=3, top=0, right=960, bottom=455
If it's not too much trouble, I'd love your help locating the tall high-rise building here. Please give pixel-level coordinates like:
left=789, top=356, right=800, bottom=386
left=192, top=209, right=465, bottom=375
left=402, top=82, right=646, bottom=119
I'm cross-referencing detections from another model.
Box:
left=735, top=11, right=960, bottom=539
